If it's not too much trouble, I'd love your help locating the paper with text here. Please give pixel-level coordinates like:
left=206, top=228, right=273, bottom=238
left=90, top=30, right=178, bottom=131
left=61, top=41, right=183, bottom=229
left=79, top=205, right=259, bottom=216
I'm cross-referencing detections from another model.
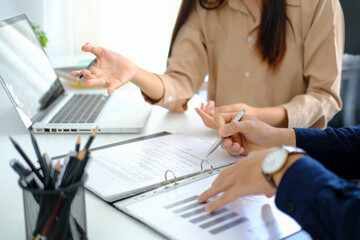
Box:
left=85, top=134, right=239, bottom=202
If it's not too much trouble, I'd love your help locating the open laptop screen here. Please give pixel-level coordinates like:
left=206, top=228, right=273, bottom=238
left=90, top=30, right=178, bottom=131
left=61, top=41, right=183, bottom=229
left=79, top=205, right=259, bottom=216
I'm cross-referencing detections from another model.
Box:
left=0, top=14, right=62, bottom=122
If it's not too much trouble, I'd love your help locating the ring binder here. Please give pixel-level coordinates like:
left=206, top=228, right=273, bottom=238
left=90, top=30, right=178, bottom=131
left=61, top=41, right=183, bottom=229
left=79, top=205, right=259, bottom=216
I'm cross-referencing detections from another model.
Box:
left=200, top=158, right=213, bottom=174
left=164, top=170, right=178, bottom=187
left=71, top=133, right=239, bottom=202
left=115, top=170, right=302, bottom=240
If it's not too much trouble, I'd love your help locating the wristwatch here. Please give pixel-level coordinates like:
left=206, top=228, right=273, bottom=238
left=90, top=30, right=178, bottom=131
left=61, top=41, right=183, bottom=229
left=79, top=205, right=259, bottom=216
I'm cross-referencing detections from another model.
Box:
left=262, top=145, right=306, bottom=189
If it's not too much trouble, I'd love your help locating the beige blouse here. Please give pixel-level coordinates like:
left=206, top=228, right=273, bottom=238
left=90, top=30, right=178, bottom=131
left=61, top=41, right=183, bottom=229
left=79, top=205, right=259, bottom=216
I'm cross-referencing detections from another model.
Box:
left=147, top=0, right=344, bottom=129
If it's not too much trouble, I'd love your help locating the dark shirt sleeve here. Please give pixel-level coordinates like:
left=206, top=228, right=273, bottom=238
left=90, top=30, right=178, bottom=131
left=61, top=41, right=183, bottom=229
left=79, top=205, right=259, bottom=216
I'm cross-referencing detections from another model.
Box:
left=294, top=125, right=360, bottom=178
left=275, top=157, right=360, bottom=239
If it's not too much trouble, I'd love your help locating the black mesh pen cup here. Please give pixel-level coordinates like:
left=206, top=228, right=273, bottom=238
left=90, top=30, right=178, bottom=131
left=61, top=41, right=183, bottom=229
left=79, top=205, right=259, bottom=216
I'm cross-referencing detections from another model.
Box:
left=19, top=175, right=88, bottom=240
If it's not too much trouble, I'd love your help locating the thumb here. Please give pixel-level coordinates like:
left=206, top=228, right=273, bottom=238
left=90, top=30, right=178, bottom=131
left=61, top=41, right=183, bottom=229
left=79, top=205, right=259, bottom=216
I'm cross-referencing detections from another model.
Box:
left=219, top=121, right=249, bottom=138
left=81, top=43, right=103, bottom=58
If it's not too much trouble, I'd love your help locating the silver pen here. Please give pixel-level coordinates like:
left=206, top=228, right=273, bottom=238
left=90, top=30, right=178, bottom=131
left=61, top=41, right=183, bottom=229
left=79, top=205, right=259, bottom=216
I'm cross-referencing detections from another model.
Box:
left=205, top=109, right=246, bottom=158
left=78, top=58, right=97, bottom=79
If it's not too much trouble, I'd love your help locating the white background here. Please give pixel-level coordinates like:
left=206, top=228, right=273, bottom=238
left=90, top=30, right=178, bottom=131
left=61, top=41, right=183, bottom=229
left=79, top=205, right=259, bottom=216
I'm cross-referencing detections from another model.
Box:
left=0, top=0, right=182, bottom=74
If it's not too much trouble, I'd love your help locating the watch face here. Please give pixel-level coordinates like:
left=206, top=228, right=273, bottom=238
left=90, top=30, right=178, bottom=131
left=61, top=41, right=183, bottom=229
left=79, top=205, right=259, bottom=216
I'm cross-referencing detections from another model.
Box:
left=262, top=149, right=288, bottom=174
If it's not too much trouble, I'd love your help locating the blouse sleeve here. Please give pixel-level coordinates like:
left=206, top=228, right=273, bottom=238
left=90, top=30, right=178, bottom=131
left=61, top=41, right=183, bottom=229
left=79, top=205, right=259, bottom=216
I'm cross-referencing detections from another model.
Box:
left=142, top=2, right=209, bottom=112
left=282, top=0, right=344, bottom=128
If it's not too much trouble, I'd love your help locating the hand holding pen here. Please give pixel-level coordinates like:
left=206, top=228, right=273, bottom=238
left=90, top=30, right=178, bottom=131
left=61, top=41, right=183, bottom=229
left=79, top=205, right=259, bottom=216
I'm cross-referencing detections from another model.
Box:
left=70, top=43, right=139, bottom=94
left=205, top=109, right=246, bottom=158
left=78, top=58, right=97, bottom=79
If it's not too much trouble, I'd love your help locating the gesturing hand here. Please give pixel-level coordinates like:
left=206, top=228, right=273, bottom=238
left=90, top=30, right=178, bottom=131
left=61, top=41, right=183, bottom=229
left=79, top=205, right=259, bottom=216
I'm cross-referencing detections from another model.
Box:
left=71, top=43, right=138, bottom=94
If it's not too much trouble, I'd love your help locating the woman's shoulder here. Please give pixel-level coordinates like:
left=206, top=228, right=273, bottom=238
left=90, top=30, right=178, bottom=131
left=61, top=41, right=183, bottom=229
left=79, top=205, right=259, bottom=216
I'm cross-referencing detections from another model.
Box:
left=295, top=0, right=342, bottom=13
left=290, top=0, right=342, bottom=31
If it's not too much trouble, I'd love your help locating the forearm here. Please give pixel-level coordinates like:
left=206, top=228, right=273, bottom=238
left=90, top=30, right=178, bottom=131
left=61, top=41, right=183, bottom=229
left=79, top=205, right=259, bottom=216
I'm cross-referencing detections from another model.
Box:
left=253, top=106, right=288, bottom=128
left=275, top=157, right=360, bottom=239
left=275, top=128, right=296, bottom=147
left=295, top=126, right=360, bottom=178
left=132, top=67, right=165, bottom=102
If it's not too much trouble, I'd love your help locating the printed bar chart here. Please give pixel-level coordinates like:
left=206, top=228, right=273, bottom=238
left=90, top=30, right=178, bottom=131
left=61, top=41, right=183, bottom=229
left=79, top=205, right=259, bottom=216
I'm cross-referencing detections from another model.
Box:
left=118, top=174, right=302, bottom=240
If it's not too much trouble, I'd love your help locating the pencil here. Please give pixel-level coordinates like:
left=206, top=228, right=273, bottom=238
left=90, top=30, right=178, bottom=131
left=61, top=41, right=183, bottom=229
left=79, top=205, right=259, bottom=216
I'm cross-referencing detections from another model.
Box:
left=59, top=154, right=78, bottom=187
left=51, top=160, right=61, bottom=188
left=75, top=136, right=80, bottom=152
left=77, top=150, right=90, bottom=182
left=43, top=152, right=52, bottom=167
left=77, top=149, right=87, bottom=161
left=9, top=136, right=44, bottom=182
left=65, top=149, right=88, bottom=186
left=84, top=127, right=98, bottom=150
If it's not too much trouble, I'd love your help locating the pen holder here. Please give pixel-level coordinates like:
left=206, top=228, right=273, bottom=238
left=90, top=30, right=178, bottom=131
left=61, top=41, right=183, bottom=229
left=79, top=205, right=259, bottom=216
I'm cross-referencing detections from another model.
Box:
left=19, top=175, right=88, bottom=240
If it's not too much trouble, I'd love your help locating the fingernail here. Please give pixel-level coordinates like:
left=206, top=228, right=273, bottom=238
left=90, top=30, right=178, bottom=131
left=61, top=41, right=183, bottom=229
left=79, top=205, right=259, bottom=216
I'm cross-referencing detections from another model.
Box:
left=220, top=127, right=228, bottom=135
left=205, top=205, right=211, bottom=213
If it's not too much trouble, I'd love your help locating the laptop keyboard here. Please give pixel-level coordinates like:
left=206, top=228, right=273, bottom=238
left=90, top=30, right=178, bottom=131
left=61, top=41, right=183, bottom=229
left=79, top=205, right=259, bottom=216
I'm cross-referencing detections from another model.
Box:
left=50, top=94, right=109, bottom=123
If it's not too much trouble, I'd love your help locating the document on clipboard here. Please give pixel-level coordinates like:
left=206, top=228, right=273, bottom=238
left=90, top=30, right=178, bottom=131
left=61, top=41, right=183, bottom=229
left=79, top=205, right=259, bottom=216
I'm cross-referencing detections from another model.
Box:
left=84, top=132, right=240, bottom=202
left=114, top=172, right=303, bottom=240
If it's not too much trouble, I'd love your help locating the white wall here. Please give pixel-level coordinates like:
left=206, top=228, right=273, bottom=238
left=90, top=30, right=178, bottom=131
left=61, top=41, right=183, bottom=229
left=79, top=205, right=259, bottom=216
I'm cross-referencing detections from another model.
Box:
left=42, top=0, right=101, bottom=63
left=98, top=0, right=182, bottom=73
left=0, top=0, right=181, bottom=74
left=0, top=0, right=44, bottom=26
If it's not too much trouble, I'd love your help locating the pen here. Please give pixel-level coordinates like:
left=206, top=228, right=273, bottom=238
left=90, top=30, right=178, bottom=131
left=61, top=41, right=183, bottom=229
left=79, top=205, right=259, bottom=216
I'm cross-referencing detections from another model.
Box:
left=10, top=159, right=31, bottom=179
left=78, top=58, right=97, bottom=79
left=43, top=152, right=53, bottom=188
left=9, top=136, right=44, bottom=182
left=30, top=133, right=49, bottom=177
left=10, top=159, right=42, bottom=190
left=205, top=109, right=246, bottom=158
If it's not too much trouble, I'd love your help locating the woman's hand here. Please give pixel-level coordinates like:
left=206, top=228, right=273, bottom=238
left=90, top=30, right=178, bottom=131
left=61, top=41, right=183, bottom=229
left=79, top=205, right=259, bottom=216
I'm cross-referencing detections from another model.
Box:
left=195, top=100, right=217, bottom=129
left=195, top=101, right=288, bottom=128
left=71, top=43, right=138, bottom=94
left=195, top=101, right=254, bottom=129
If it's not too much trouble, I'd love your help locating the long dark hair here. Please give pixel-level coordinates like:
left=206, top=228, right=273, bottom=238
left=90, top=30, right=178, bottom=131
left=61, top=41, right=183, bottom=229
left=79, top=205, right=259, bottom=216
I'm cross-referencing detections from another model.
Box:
left=168, top=0, right=287, bottom=69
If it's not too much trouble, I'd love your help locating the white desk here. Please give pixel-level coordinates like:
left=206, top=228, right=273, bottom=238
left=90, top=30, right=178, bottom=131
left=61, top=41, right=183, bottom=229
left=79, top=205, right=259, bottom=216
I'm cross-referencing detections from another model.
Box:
left=0, top=80, right=215, bottom=239
left=0, top=80, right=311, bottom=239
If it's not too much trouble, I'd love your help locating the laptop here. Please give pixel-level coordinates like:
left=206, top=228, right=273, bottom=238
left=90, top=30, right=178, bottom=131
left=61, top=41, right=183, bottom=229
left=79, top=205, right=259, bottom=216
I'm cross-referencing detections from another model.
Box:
left=0, top=14, right=151, bottom=134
